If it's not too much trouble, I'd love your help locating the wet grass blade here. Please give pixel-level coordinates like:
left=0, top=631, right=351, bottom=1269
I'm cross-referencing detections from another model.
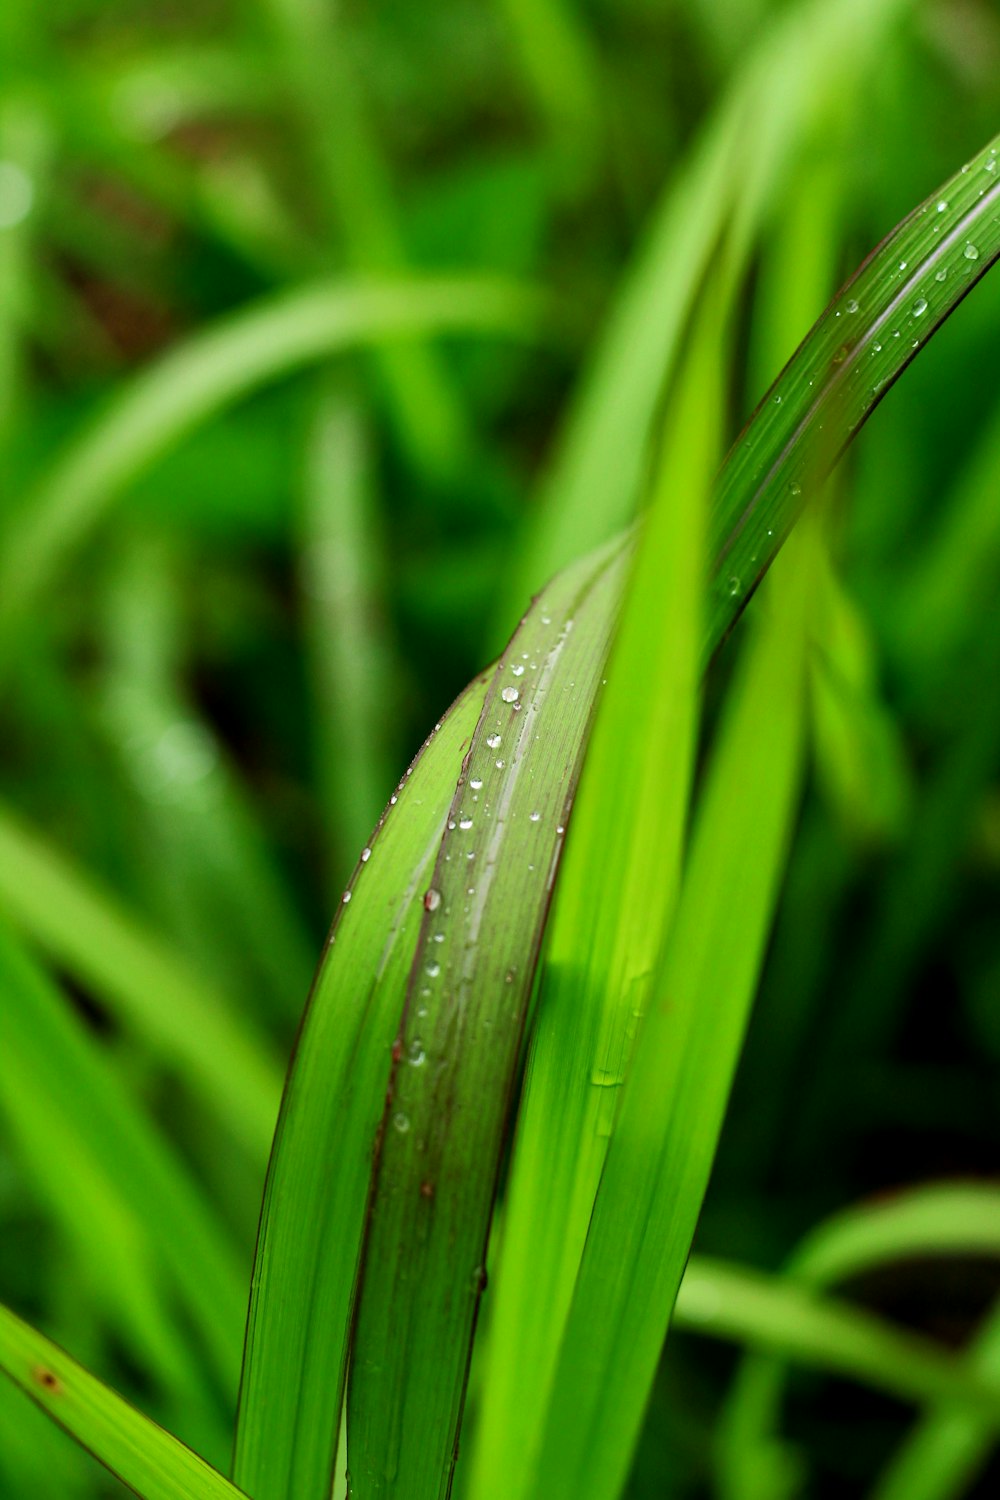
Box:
left=232, top=673, right=492, bottom=1500
left=346, top=536, right=631, bottom=1500
left=0, top=1304, right=247, bottom=1500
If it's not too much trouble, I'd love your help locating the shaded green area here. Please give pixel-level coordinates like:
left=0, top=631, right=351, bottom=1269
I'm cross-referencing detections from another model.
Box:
left=2, top=1, right=1000, bottom=1498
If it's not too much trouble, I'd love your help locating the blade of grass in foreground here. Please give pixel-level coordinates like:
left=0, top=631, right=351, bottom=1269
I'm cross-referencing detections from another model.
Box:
left=0, top=275, right=542, bottom=645
left=257, top=131, right=1000, bottom=1500
left=346, top=537, right=631, bottom=1500
left=467, top=283, right=723, bottom=1500
left=232, top=674, right=492, bottom=1500
left=0, top=1304, right=247, bottom=1500
left=523, top=516, right=814, bottom=1500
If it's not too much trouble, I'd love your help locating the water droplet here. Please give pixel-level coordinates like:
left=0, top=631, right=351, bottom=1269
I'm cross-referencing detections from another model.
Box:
left=0, top=161, right=35, bottom=230
left=556, top=825, right=565, bottom=835
left=426, top=961, right=441, bottom=978
left=937, top=199, right=949, bottom=212
left=773, top=393, right=782, bottom=404
left=486, top=734, right=501, bottom=749
left=447, top=820, right=456, bottom=831
left=912, top=297, right=928, bottom=317
left=965, top=242, right=980, bottom=260
left=459, top=817, right=473, bottom=830
left=789, top=481, right=802, bottom=497
left=935, top=268, right=948, bottom=282
left=898, top=259, right=908, bottom=270
left=361, top=847, right=371, bottom=862
left=511, top=664, right=525, bottom=677
left=987, top=158, right=997, bottom=174
left=495, top=758, right=505, bottom=770
left=470, top=777, right=483, bottom=790
left=501, top=686, right=519, bottom=704
left=727, top=577, right=741, bottom=597
left=433, top=932, right=445, bottom=943
left=390, top=794, right=397, bottom=805
left=529, top=811, right=541, bottom=822
left=540, top=614, right=551, bottom=625
left=407, top=1041, right=426, bottom=1067
left=845, top=297, right=859, bottom=313
left=393, top=1112, right=410, bottom=1133
left=424, top=888, right=441, bottom=912
left=342, top=891, right=352, bottom=904
left=591, top=1068, right=623, bottom=1089
left=832, top=345, right=848, bottom=364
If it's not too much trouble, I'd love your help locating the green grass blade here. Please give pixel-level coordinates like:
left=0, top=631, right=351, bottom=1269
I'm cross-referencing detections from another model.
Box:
left=0, top=275, right=541, bottom=641
left=346, top=536, right=631, bottom=1500
left=467, top=290, right=722, bottom=1500
left=719, top=1183, right=1000, bottom=1500
left=0, top=804, right=281, bottom=1164
left=705, top=131, right=1000, bottom=648
left=524, top=519, right=814, bottom=1500
left=0, top=1303, right=247, bottom=1500
left=232, top=673, right=492, bottom=1500
left=0, top=920, right=247, bottom=1397
left=675, top=1259, right=1000, bottom=1416
left=872, top=1299, right=1000, bottom=1500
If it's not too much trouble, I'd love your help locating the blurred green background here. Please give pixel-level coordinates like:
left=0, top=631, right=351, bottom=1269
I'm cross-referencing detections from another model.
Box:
left=2, top=0, right=1000, bottom=1494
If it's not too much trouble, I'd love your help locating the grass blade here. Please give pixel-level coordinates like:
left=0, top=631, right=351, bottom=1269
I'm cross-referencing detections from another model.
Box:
left=0, top=275, right=542, bottom=642
left=675, top=1259, right=1000, bottom=1416
left=346, top=536, right=631, bottom=1500
left=0, top=920, right=247, bottom=1398
left=524, top=517, right=813, bottom=1500
left=467, top=286, right=722, bottom=1500
left=232, top=674, right=492, bottom=1500
left=0, top=1304, right=246, bottom=1500
left=0, top=805, right=281, bottom=1164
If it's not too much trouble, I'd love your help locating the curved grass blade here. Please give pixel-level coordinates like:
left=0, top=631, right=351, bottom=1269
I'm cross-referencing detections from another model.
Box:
left=0, top=275, right=543, bottom=643
left=719, top=1184, right=1000, bottom=1500
left=704, top=131, right=1000, bottom=652
left=232, top=673, right=492, bottom=1500
left=0, top=1303, right=247, bottom=1500
left=346, top=536, right=631, bottom=1500
left=872, top=1299, right=1000, bottom=1500
left=0, top=805, right=282, bottom=1165
left=675, top=1259, right=1000, bottom=1416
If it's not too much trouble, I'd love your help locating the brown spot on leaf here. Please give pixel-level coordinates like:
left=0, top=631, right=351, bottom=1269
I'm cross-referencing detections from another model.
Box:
left=420, top=1181, right=435, bottom=1199
left=32, top=1366, right=63, bottom=1395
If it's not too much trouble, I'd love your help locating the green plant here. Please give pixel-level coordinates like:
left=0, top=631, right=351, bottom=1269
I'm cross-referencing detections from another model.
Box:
left=2, top=2, right=1000, bottom=1498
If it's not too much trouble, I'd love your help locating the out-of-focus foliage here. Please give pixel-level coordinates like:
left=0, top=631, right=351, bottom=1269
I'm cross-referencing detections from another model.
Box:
left=1, top=0, right=1000, bottom=1496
